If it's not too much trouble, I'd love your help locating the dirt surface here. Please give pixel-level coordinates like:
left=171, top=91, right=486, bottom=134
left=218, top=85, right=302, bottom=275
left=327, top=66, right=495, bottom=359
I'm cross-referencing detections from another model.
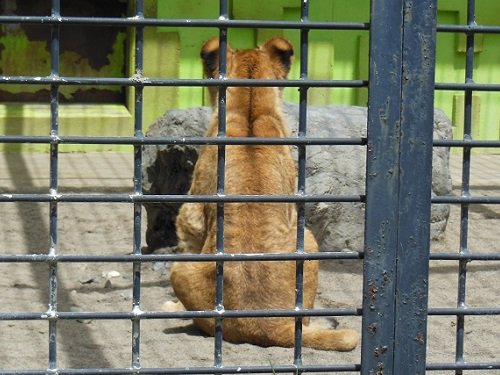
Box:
left=1, top=152, right=499, bottom=374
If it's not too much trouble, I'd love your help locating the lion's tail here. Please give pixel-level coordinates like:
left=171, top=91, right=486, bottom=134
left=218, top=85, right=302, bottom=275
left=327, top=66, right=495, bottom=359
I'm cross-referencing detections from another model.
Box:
left=270, top=323, right=359, bottom=352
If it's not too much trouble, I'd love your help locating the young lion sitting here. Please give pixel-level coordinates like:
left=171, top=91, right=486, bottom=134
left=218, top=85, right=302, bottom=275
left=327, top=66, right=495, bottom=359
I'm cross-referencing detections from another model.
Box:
left=168, top=37, right=359, bottom=351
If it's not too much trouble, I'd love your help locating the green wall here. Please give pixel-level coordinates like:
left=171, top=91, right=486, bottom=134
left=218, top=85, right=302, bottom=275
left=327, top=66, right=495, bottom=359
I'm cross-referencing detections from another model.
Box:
left=0, top=0, right=177, bottom=152
left=157, top=0, right=370, bottom=108
left=1, top=0, right=499, bottom=152
left=158, top=0, right=499, bottom=153
left=435, top=0, right=500, bottom=150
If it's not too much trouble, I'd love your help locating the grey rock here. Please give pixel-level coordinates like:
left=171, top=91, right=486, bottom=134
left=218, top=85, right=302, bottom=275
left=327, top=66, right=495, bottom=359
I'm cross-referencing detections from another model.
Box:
left=142, top=107, right=210, bottom=251
left=142, top=103, right=452, bottom=252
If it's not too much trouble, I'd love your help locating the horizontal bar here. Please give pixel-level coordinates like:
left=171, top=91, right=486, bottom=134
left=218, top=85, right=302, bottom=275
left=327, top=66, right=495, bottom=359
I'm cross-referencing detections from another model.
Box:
left=437, top=24, right=500, bottom=34
left=435, top=82, right=500, bottom=91
left=4, top=306, right=497, bottom=321
left=2, top=75, right=498, bottom=92
left=0, top=193, right=365, bottom=203
left=0, top=251, right=363, bottom=263
left=0, top=135, right=367, bottom=147
left=0, top=363, right=362, bottom=375
left=433, top=139, right=500, bottom=148
left=427, top=362, right=500, bottom=371
left=0, top=307, right=362, bottom=321
left=4, top=251, right=500, bottom=263
left=0, top=76, right=368, bottom=88
left=428, top=307, right=500, bottom=315
left=0, top=15, right=369, bottom=30
left=432, top=195, right=500, bottom=204
left=430, top=252, right=500, bottom=261
left=3, top=193, right=499, bottom=204
left=2, top=135, right=499, bottom=149
left=1, top=16, right=498, bottom=34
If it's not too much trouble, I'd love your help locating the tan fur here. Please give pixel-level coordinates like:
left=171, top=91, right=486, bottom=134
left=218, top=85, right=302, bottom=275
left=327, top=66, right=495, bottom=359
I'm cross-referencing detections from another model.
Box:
left=169, top=37, right=359, bottom=351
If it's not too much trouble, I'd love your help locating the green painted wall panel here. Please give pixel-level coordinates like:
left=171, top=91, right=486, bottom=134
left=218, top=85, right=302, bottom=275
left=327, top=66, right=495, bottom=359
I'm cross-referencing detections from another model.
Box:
left=154, top=0, right=498, bottom=151
left=0, top=104, right=132, bottom=152
left=1, top=0, right=498, bottom=153
left=0, top=0, right=179, bottom=151
left=435, top=0, right=500, bottom=152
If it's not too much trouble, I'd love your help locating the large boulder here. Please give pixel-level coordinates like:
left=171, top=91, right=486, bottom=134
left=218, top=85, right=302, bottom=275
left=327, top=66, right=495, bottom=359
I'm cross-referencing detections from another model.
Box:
left=142, top=104, right=452, bottom=252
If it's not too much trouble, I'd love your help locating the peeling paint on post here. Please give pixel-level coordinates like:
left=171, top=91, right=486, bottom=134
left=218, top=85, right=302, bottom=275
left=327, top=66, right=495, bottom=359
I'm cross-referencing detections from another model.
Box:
left=362, top=1, right=404, bottom=373
left=395, top=0, right=436, bottom=373
left=362, top=0, right=436, bottom=374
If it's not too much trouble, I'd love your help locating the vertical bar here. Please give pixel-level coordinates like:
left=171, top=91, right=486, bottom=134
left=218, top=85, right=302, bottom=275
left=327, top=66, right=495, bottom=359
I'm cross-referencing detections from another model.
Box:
left=214, top=0, right=228, bottom=369
left=455, top=1, right=475, bottom=373
left=132, top=0, right=144, bottom=370
left=362, top=1, right=404, bottom=373
left=294, top=0, right=309, bottom=370
left=48, top=0, right=60, bottom=370
left=394, top=0, right=436, bottom=373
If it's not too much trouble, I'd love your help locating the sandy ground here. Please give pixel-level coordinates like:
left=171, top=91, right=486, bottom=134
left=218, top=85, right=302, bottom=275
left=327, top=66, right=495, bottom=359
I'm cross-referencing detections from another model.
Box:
left=0, top=152, right=499, bottom=374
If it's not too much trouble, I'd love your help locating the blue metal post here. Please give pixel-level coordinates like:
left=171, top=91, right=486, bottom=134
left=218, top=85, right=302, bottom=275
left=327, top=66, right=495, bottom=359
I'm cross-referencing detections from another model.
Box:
left=362, top=1, right=404, bottom=373
left=362, top=0, right=437, bottom=373
left=395, top=0, right=437, bottom=373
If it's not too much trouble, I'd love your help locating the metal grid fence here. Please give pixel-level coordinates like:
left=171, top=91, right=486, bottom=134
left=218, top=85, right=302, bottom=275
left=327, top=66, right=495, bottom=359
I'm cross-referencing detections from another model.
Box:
left=430, top=1, right=500, bottom=373
left=0, top=0, right=499, bottom=374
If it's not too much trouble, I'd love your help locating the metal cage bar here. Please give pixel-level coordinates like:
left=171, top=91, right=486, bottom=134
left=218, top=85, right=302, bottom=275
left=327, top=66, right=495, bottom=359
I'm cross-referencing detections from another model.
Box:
left=47, top=0, right=61, bottom=370
left=455, top=1, right=475, bottom=374
left=213, top=0, right=229, bottom=368
left=292, top=1, right=310, bottom=369
left=0, top=15, right=369, bottom=30
left=393, top=1, right=436, bottom=372
left=0, top=76, right=369, bottom=88
left=131, top=0, right=145, bottom=370
left=430, top=0, right=500, bottom=372
left=361, top=0, right=404, bottom=371
left=362, top=0, right=437, bottom=374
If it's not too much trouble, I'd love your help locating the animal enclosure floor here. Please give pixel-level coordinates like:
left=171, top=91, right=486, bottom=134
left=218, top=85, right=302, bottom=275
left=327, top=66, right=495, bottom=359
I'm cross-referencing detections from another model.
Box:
left=1, top=152, right=499, bottom=374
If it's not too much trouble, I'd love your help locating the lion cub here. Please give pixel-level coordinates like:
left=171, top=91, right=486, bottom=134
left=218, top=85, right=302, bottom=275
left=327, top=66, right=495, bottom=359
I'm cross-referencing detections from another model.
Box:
left=169, top=37, right=359, bottom=351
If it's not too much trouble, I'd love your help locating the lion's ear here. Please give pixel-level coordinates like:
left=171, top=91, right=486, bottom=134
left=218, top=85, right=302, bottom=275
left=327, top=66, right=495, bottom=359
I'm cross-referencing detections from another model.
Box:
left=201, top=38, right=220, bottom=78
left=200, top=38, right=233, bottom=78
left=261, top=37, right=294, bottom=78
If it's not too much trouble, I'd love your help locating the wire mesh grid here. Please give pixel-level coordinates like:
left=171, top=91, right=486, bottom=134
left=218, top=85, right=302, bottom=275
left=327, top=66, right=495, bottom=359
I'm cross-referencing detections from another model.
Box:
left=0, top=0, right=499, bottom=374
left=0, top=0, right=364, bottom=373
left=428, top=0, right=500, bottom=373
